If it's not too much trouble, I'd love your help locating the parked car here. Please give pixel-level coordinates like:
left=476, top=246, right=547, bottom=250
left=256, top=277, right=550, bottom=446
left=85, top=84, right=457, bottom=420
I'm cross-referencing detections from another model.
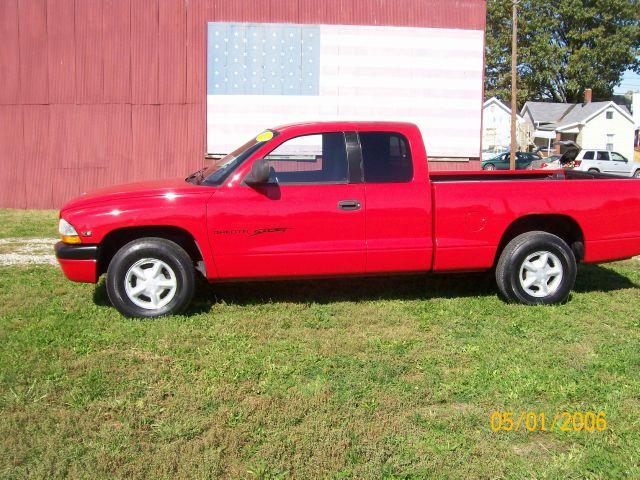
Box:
left=482, top=152, right=542, bottom=170
left=528, top=154, right=562, bottom=170
left=529, top=150, right=580, bottom=171
left=482, top=149, right=508, bottom=161
left=55, top=121, right=640, bottom=317
left=572, top=150, right=640, bottom=177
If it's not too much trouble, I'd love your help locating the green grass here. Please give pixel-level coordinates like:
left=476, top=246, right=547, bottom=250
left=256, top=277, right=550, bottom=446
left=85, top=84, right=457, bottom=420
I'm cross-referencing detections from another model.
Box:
left=0, top=209, right=58, bottom=238
left=1, top=211, right=639, bottom=478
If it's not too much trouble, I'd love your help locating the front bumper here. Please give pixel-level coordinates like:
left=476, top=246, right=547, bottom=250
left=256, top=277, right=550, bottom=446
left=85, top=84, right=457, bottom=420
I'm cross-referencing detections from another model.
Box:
left=54, top=242, right=99, bottom=283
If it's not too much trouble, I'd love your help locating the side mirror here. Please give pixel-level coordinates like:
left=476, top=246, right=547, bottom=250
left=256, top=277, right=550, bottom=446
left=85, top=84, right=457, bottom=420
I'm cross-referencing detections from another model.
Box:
left=245, top=158, right=271, bottom=185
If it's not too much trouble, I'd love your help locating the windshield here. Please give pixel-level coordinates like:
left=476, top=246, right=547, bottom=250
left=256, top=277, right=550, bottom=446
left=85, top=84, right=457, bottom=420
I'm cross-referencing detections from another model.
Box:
left=195, top=130, right=278, bottom=186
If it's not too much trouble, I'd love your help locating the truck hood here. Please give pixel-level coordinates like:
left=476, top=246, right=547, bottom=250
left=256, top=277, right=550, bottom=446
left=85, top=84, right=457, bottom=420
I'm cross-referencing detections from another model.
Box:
left=60, top=178, right=212, bottom=212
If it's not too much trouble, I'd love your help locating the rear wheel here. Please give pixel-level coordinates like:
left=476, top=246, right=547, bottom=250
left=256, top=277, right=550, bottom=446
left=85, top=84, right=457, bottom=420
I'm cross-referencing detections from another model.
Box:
left=484, top=163, right=496, bottom=171
left=106, top=237, right=195, bottom=318
left=588, top=168, right=599, bottom=173
left=633, top=169, right=640, bottom=178
left=495, top=231, right=576, bottom=305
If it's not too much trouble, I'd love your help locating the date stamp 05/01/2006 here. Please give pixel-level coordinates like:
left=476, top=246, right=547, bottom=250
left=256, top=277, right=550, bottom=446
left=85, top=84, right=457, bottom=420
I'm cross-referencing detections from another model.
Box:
left=489, top=411, right=607, bottom=433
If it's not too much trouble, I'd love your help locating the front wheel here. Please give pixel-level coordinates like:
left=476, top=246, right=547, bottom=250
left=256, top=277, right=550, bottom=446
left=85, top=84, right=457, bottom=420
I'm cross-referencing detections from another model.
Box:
left=106, top=238, right=195, bottom=318
left=484, top=163, right=496, bottom=171
left=495, top=231, right=576, bottom=305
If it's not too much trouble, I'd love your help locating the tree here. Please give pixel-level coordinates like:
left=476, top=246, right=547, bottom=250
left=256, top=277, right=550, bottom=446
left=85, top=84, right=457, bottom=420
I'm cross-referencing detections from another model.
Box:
left=485, top=0, right=640, bottom=107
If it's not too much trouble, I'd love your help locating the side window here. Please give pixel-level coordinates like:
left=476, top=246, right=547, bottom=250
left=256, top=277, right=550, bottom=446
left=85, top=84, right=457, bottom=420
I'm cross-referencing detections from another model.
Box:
left=611, top=152, right=627, bottom=162
left=582, top=151, right=595, bottom=160
left=360, top=132, right=413, bottom=183
left=597, top=151, right=610, bottom=161
left=606, top=134, right=615, bottom=152
left=264, top=133, right=348, bottom=184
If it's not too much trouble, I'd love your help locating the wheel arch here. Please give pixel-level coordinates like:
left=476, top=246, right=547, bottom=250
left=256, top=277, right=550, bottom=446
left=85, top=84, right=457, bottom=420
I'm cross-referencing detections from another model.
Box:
left=98, top=226, right=205, bottom=276
left=495, top=214, right=585, bottom=265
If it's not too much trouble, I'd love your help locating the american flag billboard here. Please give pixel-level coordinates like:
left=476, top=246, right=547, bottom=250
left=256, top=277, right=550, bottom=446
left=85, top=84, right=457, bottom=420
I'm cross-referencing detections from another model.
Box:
left=207, top=22, right=484, bottom=159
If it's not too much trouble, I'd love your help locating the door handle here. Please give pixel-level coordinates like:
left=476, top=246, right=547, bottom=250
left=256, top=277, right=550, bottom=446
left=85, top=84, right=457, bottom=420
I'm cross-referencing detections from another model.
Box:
left=338, top=200, right=361, bottom=211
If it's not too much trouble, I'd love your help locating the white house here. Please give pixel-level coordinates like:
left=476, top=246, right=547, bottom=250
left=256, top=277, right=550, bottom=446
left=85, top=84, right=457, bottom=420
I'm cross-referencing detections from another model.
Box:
left=521, top=91, right=636, bottom=161
left=482, top=97, right=528, bottom=159
left=632, top=91, right=640, bottom=149
left=632, top=92, right=640, bottom=124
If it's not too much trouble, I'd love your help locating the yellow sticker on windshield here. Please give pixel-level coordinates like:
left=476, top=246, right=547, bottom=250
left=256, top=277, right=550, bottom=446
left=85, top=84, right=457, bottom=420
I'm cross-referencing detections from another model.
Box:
left=256, top=131, right=274, bottom=142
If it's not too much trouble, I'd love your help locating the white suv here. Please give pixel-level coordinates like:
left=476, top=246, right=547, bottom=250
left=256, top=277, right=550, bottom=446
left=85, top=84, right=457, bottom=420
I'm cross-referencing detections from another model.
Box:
left=572, top=150, right=640, bottom=178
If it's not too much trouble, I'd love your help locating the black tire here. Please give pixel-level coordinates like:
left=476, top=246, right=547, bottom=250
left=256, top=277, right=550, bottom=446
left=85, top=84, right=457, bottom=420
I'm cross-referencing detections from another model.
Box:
left=633, top=169, right=640, bottom=179
left=106, top=237, right=195, bottom=318
left=495, top=231, right=576, bottom=305
left=484, top=163, right=496, bottom=171
left=588, top=168, right=599, bottom=173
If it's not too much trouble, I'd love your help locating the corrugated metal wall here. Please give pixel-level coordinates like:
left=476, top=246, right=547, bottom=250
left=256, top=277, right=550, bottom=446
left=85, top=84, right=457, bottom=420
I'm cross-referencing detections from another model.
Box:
left=0, top=0, right=486, bottom=209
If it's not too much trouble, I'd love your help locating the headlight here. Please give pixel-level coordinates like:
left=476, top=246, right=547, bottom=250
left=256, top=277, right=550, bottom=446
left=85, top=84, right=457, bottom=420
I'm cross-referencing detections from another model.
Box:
left=58, top=218, right=81, bottom=244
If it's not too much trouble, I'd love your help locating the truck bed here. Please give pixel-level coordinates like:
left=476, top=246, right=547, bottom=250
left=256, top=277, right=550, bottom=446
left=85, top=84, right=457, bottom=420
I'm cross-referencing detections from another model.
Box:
left=430, top=169, right=640, bottom=272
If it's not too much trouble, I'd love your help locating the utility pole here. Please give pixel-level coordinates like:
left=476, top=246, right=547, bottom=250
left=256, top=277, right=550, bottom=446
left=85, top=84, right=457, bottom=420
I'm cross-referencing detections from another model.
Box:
left=509, top=0, right=519, bottom=170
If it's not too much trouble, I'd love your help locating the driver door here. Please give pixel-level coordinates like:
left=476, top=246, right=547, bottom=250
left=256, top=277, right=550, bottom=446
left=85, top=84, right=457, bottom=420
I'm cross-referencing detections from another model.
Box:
left=207, top=132, right=366, bottom=279
left=610, top=152, right=630, bottom=176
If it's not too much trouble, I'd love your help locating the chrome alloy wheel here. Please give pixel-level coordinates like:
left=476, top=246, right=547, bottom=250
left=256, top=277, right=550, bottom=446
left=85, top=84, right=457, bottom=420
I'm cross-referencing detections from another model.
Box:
left=518, top=251, right=563, bottom=298
left=124, top=258, right=177, bottom=309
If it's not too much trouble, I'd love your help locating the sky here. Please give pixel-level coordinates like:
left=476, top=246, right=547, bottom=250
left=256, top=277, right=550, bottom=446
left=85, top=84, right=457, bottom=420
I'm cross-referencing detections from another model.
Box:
left=615, top=69, right=640, bottom=94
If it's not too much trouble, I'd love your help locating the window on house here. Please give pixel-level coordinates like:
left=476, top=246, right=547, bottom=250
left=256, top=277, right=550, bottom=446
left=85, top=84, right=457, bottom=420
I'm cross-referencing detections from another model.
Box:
left=606, top=110, right=614, bottom=120
left=606, top=134, right=615, bottom=152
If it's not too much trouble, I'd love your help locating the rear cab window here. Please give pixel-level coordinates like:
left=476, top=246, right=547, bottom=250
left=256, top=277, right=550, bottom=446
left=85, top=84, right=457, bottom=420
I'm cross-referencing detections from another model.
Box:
left=582, top=151, right=595, bottom=160
left=359, top=132, right=413, bottom=183
left=597, top=151, right=610, bottom=161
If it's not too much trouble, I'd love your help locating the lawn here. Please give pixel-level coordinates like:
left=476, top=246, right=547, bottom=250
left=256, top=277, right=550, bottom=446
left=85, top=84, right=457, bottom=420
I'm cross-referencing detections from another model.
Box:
left=0, top=209, right=58, bottom=239
left=0, top=210, right=639, bottom=478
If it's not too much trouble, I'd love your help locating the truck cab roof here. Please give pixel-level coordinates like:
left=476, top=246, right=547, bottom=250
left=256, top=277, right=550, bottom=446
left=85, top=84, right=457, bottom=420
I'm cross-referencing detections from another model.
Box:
left=272, top=121, right=421, bottom=135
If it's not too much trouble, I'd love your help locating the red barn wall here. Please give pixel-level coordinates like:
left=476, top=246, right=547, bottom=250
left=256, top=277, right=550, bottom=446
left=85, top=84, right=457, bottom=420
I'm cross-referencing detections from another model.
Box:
left=0, top=0, right=486, bottom=209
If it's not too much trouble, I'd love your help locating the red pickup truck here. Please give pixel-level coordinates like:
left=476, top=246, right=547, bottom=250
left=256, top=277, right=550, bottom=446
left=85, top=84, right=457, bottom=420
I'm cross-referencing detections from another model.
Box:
left=56, top=122, right=640, bottom=317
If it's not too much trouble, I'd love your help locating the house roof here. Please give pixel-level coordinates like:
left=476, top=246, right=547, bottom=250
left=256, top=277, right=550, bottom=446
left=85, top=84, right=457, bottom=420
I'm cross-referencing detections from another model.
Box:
left=522, top=100, right=634, bottom=131
left=522, top=102, right=574, bottom=123
left=554, top=102, right=612, bottom=129
left=483, top=97, right=523, bottom=121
